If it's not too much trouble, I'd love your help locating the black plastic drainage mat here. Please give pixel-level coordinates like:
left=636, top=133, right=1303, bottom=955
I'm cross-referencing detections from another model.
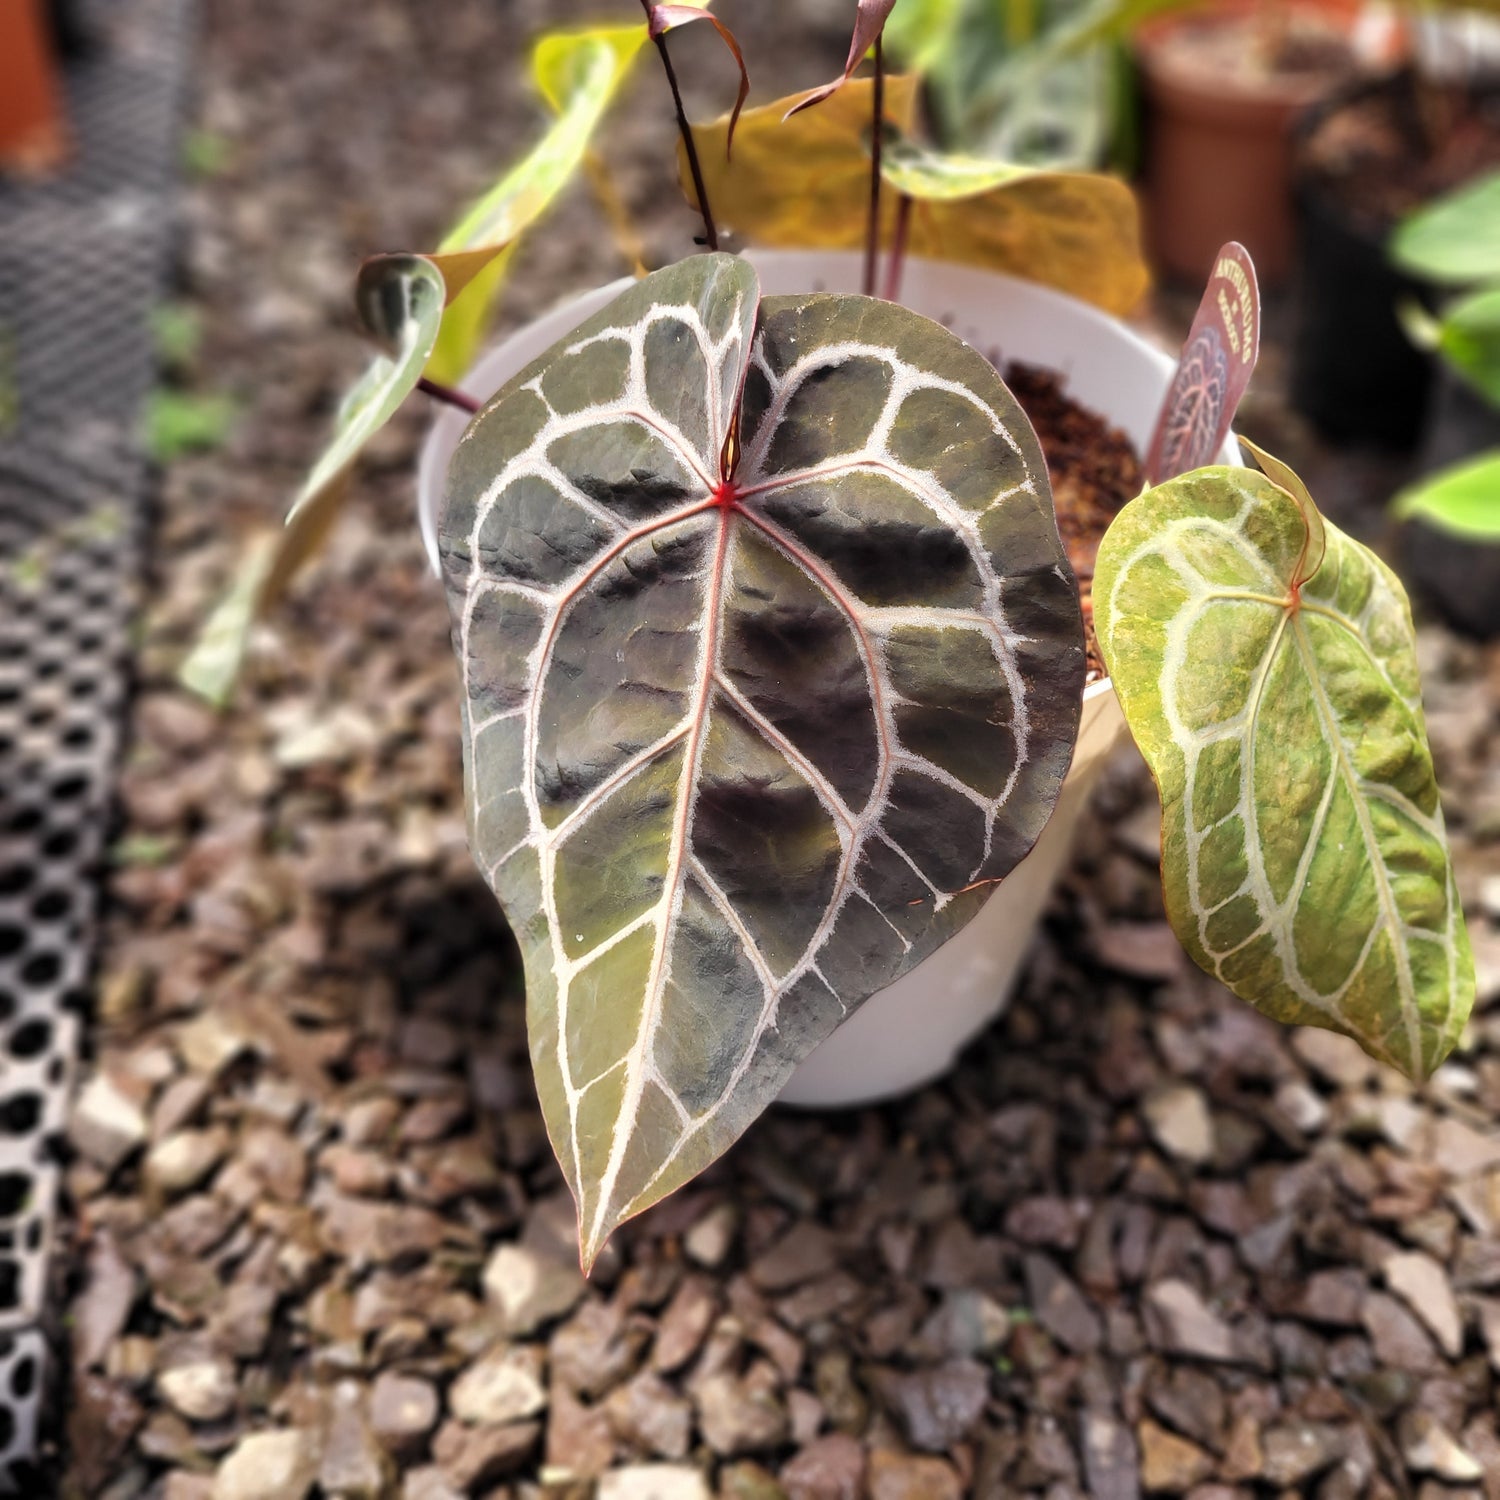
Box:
left=0, top=0, right=193, bottom=1486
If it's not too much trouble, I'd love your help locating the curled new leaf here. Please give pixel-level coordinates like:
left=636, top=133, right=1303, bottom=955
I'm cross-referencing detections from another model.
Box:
left=440, top=253, right=1084, bottom=1265
left=1095, top=453, right=1474, bottom=1081
left=648, top=5, right=749, bottom=155
left=786, top=0, right=900, bottom=118
left=685, top=90, right=1150, bottom=316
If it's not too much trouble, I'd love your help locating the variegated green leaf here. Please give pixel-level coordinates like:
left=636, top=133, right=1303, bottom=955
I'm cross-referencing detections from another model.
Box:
left=1095, top=455, right=1474, bottom=1081
left=441, top=253, right=1084, bottom=1265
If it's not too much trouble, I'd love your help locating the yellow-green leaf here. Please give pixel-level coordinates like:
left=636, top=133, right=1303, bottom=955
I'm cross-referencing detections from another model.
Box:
left=685, top=83, right=1150, bottom=316
left=425, top=23, right=649, bottom=385
left=1095, top=454, right=1474, bottom=1081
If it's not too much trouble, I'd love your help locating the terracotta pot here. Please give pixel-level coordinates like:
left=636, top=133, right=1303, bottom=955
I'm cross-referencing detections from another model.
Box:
left=1136, top=3, right=1361, bottom=283
left=0, top=0, right=67, bottom=175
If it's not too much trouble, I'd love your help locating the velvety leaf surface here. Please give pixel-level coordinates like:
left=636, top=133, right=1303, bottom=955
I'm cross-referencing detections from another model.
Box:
left=685, top=87, right=1149, bottom=316
left=441, top=253, right=1083, bottom=1263
left=1095, top=461, right=1474, bottom=1081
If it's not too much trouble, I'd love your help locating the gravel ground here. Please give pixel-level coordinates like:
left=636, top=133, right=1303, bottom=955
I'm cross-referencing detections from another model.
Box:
left=57, top=1, right=1500, bottom=1496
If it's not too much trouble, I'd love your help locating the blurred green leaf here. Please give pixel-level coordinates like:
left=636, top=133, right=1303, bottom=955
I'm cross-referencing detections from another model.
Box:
left=1394, top=450, right=1500, bottom=540
left=152, top=302, right=203, bottom=372
left=111, top=833, right=181, bottom=868
left=1391, top=169, right=1500, bottom=287
left=146, top=390, right=237, bottom=460
left=290, top=254, right=446, bottom=522
left=881, top=0, right=964, bottom=69
left=0, top=324, right=16, bottom=435
left=182, top=128, right=232, bottom=178
left=1432, top=286, right=1500, bottom=403
left=178, top=532, right=278, bottom=708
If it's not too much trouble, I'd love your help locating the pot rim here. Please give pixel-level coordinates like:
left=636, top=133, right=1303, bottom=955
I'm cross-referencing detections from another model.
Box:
left=1135, top=0, right=1365, bottom=106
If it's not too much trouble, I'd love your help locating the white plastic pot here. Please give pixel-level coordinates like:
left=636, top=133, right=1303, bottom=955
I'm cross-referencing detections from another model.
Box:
left=417, top=250, right=1238, bottom=1110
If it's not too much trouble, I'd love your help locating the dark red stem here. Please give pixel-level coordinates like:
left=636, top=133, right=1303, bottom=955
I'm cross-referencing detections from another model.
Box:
left=642, top=2, right=719, bottom=250
left=883, top=193, right=912, bottom=303
left=863, top=32, right=885, bottom=298
left=418, top=377, right=480, bottom=414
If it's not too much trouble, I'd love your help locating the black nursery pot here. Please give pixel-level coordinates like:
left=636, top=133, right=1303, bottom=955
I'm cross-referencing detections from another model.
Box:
left=1289, top=79, right=1436, bottom=451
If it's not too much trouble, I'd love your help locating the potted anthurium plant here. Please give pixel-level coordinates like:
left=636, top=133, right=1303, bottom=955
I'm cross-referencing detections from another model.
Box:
left=187, top=0, right=1474, bottom=1270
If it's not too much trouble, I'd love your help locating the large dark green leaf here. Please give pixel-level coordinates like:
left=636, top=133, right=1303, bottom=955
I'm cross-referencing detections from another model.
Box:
left=1095, top=447, right=1474, bottom=1081
left=441, top=253, right=1084, bottom=1264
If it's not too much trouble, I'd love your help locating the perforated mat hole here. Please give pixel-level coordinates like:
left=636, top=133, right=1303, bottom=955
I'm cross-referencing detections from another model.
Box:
left=10, top=1356, right=36, bottom=1402
left=8, top=1020, right=52, bottom=1061
left=29, top=890, right=73, bottom=924
left=0, top=1178, right=28, bottom=1220
left=0, top=868, right=30, bottom=897
left=0, top=1098, right=42, bottom=1136
left=18, top=953, right=61, bottom=987
left=41, top=830, right=78, bottom=860
left=0, top=929, right=22, bottom=961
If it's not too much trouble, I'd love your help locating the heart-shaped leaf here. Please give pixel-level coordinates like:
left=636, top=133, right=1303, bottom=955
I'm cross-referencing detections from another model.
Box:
left=1145, top=241, right=1259, bottom=485
left=685, top=85, right=1150, bottom=316
left=441, top=253, right=1084, bottom=1265
left=1094, top=450, right=1474, bottom=1081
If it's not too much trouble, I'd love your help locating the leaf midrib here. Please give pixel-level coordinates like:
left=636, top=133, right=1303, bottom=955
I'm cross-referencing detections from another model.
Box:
left=1289, top=609, right=1421, bottom=1073
left=1192, top=577, right=1422, bottom=1071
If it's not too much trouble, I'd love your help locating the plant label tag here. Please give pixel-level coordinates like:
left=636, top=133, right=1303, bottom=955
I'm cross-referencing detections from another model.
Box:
left=1145, top=242, right=1260, bottom=486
